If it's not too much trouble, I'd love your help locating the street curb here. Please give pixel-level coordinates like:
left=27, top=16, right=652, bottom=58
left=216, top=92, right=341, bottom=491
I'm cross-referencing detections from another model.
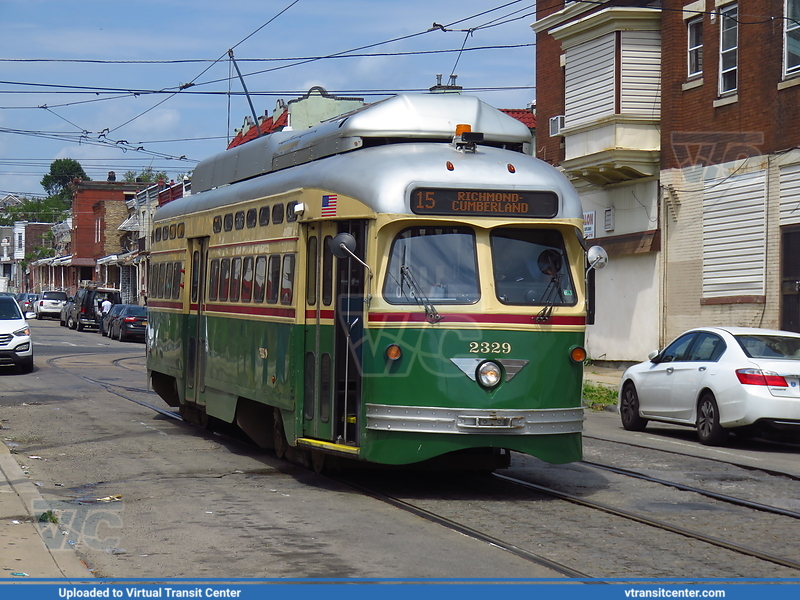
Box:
left=0, top=442, right=94, bottom=579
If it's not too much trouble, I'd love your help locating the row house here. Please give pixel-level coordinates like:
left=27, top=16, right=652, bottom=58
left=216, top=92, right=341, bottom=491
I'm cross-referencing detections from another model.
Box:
left=533, top=0, right=800, bottom=363
left=30, top=179, right=147, bottom=297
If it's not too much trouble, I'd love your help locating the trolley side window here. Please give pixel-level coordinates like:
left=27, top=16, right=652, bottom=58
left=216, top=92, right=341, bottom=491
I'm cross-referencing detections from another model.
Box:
left=241, top=256, right=254, bottom=302
left=219, top=258, right=231, bottom=301
left=383, top=226, right=479, bottom=305
left=172, top=261, right=182, bottom=300
left=254, top=256, right=267, bottom=302
left=266, top=255, right=281, bottom=304
left=208, top=259, right=220, bottom=302
left=490, top=228, right=576, bottom=306
left=164, top=263, right=174, bottom=299
left=280, top=254, right=295, bottom=305
left=230, top=257, right=242, bottom=302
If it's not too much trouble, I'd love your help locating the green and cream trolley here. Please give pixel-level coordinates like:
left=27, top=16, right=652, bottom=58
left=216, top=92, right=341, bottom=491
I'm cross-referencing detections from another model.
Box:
left=146, top=93, right=606, bottom=471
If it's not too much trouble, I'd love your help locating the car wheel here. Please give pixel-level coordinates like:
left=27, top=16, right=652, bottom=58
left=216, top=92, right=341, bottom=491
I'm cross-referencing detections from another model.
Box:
left=18, top=357, right=34, bottom=374
left=67, top=316, right=76, bottom=329
left=619, top=382, right=648, bottom=431
left=36, top=313, right=42, bottom=320
left=697, top=392, right=728, bottom=446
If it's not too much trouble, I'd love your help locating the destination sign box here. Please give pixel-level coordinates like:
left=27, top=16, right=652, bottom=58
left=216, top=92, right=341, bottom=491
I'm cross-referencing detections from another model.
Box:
left=411, top=188, right=559, bottom=218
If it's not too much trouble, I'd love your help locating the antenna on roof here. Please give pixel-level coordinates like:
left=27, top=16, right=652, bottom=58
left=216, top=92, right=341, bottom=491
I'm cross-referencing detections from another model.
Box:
left=228, top=49, right=261, bottom=138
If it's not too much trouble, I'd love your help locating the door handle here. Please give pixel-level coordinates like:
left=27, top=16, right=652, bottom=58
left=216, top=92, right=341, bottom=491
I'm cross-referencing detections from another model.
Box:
left=666, top=367, right=674, bottom=374
left=698, top=366, right=707, bottom=372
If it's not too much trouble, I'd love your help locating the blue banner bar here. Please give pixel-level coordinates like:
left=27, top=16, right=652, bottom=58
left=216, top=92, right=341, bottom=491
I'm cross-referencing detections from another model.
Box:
left=1, top=582, right=799, bottom=600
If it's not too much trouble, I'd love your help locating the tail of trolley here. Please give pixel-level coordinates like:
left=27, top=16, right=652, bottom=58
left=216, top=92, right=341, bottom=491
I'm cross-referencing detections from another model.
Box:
left=146, top=93, right=607, bottom=470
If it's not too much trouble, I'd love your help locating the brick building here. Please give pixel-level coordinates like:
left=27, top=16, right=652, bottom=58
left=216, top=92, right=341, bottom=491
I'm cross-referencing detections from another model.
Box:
left=533, top=0, right=800, bottom=362
left=31, top=180, right=146, bottom=295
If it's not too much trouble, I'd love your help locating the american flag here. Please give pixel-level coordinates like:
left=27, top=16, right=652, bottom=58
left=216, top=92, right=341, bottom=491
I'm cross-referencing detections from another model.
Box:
left=321, top=194, right=338, bottom=217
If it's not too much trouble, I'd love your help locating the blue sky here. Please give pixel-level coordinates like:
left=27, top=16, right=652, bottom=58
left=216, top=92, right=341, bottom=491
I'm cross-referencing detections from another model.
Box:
left=0, top=0, right=538, bottom=199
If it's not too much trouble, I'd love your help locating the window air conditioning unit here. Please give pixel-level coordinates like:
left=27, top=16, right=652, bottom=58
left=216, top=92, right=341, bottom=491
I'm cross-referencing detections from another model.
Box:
left=549, top=115, right=566, bottom=137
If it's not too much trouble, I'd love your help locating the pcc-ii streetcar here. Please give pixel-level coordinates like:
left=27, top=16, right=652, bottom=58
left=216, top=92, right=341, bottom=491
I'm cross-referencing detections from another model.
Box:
left=146, top=93, right=607, bottom=471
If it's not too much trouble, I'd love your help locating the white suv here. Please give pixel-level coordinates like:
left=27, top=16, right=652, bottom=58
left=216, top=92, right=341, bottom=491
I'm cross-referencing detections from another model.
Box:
left=0, top=296, right=33, bottom=373
left=34, top=290, right=69, bottom=320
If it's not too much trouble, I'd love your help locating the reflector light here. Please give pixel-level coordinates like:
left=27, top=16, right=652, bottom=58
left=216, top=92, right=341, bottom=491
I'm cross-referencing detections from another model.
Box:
left=446, top=161, right=455, bottom=171
left=570, top=346, right=587, bottom=364
left=735, top=368, right=788, bottom=387
left=455, top=124, right=472, bottom=136
left=386, top=344, right=402, bottom=361
left=507, top=164, right=516, bottom=173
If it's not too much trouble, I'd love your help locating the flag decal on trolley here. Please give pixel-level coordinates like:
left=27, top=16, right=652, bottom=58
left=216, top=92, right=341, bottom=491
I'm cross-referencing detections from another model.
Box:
left=321, top=194, right=338, bottom=217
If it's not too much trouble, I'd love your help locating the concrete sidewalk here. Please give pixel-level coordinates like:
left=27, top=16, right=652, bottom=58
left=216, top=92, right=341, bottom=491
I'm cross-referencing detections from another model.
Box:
left=0, top=441, right=93, bottom=579
left=583, top=365, right=625, bottom=390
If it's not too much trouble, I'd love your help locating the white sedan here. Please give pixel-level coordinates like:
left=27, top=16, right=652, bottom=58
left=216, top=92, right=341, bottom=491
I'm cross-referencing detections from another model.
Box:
left=618, top=327, right=800, bottom=445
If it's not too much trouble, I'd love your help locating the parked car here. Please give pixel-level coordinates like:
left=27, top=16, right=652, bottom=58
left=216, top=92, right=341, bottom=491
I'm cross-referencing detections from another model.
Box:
left=16, top=293, right=40, bottom=314
left=100, top=303, right=128, bottom=337
left=0, top=295, right=33, bottom=373
left=619, top=326, right=800, bottom=446
left=34, top=291, right=69, bottom=320
left=109, top=305, right=147, bottom=342
left=65, top=284, right=121, bottom=331
left=0, top=292, right=16, bottom=298
left=59, top=296, right=74, bottom=327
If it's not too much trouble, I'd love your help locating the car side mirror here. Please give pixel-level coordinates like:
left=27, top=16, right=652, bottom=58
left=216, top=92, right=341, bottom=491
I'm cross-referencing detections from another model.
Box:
left=648, top=350, right=660, bottom=362
left=25, top=311, right=35, bottom=319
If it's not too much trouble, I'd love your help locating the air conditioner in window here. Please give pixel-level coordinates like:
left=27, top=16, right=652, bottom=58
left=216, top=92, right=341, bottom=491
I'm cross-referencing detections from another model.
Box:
left=549, top=115, right=566, bottom=137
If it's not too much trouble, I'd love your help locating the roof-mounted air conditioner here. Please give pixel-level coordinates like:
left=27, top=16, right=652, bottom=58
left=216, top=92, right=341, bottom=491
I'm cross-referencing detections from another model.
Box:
left=549, top=115, right=566, bottom=137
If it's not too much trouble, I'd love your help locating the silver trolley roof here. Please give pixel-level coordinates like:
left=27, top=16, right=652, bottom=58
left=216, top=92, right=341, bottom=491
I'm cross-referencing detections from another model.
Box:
left=159, top=94, right=583, bottom=221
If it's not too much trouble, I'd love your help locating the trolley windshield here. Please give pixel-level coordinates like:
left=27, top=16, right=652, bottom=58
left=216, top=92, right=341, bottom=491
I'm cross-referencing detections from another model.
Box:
left=383, top=226, right=479, bottom=304
left=491, top=228, right=576, bottom=306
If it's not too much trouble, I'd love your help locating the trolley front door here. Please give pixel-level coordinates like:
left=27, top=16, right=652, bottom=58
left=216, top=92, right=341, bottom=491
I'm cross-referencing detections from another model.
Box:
left=302, top=220, right=366, bottom=446
left=186, top=236, right=209, bottom=404
left=302, top=222, right=337, bottom=440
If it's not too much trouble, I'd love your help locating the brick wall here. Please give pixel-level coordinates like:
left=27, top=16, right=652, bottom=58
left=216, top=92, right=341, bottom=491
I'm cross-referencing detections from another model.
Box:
left=662, top=0, right=800, bottom=170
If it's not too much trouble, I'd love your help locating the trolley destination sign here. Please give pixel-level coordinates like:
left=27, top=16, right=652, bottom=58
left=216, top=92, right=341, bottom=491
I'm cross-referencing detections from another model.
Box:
left=411, top=188, right=559, bottom=218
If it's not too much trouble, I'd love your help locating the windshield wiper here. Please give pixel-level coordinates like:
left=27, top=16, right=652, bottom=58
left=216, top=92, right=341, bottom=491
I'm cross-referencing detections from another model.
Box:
left=401, top=265, right=442, bottom=324
left=536, top=273, right=564, bottom=323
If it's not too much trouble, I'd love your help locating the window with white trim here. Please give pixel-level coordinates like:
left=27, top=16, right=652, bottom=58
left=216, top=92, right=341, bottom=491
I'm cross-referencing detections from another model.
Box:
left=719, top=4, right=738, bottom=94
left=687, top=17, right=703, bottom=78
left=787, top=0, right=800, bottom=76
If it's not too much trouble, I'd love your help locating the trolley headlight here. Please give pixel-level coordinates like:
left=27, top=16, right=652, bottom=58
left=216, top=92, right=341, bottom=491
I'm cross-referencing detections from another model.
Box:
left=477, top=361, right=502, bottom=388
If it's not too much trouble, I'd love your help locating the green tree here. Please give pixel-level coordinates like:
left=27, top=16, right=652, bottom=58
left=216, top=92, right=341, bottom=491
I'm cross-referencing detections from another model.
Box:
left=0, top=196, right=70, bottom=226
left=40, top=158, right=90, bottom=204
left=123, top=169, right=168, bottom=184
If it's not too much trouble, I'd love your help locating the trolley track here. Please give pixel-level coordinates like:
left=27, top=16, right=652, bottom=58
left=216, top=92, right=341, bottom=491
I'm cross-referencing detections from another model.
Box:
left=62, top=352, right=800, bottom=578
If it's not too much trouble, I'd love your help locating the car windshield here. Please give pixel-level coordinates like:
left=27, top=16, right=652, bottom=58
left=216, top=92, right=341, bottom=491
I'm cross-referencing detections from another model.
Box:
left=0, top=299, right=23, bottom=320
left=43, top=291, right=68, bottom=300
left=383, top=226, right=479, bottom=304
left=125, top=306, right=147, bottom=316
left=735, top=334, right=800, bottom=359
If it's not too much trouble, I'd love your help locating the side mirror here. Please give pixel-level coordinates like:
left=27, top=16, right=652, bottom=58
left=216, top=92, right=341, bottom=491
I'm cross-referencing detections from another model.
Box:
left=587, top=245, right=608, bottom=272
left=648, top=350, right=660, bottom=362
left=330, top=232, right=357, bottom=259
left=25, top=312, right=35, bottom=320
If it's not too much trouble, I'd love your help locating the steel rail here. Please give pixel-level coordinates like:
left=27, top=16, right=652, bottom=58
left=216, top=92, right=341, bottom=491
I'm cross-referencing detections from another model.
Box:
left=493, top=472, right=800, bottom=572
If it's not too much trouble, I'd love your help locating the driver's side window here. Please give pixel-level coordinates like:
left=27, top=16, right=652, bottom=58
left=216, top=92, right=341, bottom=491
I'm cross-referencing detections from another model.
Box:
left=658, top=333, right=696, bottom=363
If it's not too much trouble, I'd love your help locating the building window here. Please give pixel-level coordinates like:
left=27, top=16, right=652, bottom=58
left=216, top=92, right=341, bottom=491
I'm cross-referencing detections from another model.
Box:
left=787, top=0, right=800, bottom=76
left=687, top=17, right=703, bottom=78
left=719, top=4, right=738, bottom=94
